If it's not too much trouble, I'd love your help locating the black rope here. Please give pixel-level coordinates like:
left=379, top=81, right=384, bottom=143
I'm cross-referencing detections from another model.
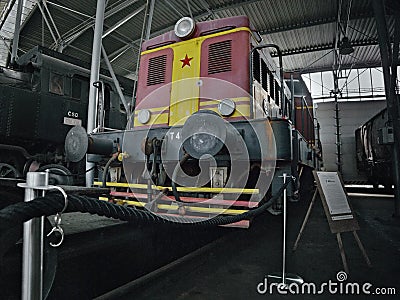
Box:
left=0, top=181, right=289, bottom=231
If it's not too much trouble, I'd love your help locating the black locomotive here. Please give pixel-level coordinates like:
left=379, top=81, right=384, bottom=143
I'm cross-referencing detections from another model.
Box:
left=0, top=46, right=134, bottom=185
left=355, top=107, right=393, bottom=188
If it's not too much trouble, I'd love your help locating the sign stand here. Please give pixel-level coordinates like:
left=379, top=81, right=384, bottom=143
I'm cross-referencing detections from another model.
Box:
left=292, top=171, right=371, bottom=274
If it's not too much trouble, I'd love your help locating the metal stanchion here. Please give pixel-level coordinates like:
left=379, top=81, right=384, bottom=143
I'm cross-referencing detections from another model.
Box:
left=18, top=172, right=49, bottom=300
left=268, top=173, right=303, bottom=287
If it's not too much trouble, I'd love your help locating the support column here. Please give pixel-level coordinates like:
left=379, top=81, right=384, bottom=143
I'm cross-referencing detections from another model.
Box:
left=101, top=45, right=129, bottom=113
left=132, top=0, right=155, bottom=111
left=290, top=74, right=295, bottom=127
left=372, top=0, right=400, bottom=217
left=333, top=0, right=343, bottom=175
left=333, top=71, right=342, bottom=174
left=10, top=0, right=23, bottom=65
left=145, top=0, right=156, bottom=40
left=86, top=0, right=106, bottom=187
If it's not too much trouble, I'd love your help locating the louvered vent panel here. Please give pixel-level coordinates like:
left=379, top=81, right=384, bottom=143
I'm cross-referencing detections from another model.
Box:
left=208, top=40, right=232, bottom=75
left=147, top=55, right=167, bottom=86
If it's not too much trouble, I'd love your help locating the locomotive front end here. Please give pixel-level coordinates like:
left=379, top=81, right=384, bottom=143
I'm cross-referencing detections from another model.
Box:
left=66, top=16, right=297, bottom=227
left=114, top=16, right=276, bottom=226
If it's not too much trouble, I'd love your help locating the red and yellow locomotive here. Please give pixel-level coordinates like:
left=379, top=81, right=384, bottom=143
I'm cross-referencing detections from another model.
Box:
left=66, top=16, right=317, bottom=227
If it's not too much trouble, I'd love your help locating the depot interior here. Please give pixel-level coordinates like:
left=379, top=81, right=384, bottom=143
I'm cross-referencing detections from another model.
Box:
left=0, top=0, right=399, bottom=299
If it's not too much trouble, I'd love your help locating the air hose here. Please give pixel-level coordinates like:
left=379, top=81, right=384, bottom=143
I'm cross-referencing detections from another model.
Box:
left=171, top=153, right=191, bottom=203
left=102, top=152, right=119, bottom=188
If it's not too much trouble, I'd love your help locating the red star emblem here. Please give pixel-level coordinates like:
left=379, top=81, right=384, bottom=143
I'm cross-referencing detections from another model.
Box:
left=180, top=54, right=193, bottom=68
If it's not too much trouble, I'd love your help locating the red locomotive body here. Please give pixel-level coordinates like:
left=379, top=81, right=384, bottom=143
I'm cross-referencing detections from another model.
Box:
left=67, top=16, right=319, bottom=227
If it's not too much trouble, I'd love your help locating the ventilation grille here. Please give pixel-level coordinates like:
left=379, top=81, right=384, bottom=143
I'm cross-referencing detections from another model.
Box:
left=208, top=40, right=232, bottom=75
left=147, top=55, right=167, bottom=86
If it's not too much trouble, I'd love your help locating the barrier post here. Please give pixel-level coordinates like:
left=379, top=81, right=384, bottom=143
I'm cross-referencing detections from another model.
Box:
left=268, top=173, right=303, bottom=287
left=19, top=172, right=49, bottom=300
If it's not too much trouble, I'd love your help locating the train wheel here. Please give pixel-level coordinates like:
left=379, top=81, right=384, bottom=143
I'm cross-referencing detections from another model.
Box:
left=37, top=164, right=74, bottom=185
left=0, top=163, right=21, bottom=178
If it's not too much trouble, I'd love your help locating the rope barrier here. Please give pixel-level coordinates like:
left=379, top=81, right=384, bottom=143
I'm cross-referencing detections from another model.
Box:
left=0, top=180, right=290, bottom=298
left=0, top=180, right=289, bottom=230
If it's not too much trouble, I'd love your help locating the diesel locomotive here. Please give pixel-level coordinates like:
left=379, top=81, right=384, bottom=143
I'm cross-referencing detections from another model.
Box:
left=65, top=16, right=319, bottom=227
left=0, top=46, right=133, bottom=185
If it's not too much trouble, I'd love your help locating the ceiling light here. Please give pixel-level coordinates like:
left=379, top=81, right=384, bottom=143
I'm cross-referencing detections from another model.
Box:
left=339, top=37, right=354, bottom=55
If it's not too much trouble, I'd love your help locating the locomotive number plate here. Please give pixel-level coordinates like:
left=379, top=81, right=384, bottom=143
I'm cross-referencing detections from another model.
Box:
left=64, top=117, right=82, bottom=126
left=168, top=131, right=182, bottom=141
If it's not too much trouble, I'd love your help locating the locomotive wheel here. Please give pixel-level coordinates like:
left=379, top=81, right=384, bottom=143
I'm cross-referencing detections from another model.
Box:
left=0, top=163, right=21, bottom=178
left=37, top=164, right=74, bottom=185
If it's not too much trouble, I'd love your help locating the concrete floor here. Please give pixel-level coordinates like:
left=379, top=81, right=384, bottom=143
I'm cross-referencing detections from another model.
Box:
left=0, top=212, right=228, bottom=299
left=1, top=190, right=399, bottom=299
left=113, top=193, right=400, bottom=299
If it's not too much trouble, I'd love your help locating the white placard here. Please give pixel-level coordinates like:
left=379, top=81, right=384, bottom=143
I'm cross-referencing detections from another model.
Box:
left=64, top=117, right=82, bottom=126
left=316, top=171, right=351, bottom=215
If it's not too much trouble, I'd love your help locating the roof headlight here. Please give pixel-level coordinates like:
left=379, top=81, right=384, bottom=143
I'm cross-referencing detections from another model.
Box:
left=174, top=17, right=195, bottom=39
left=218, top=98, right=236, bottom=117
left=138, top=109, right=151, bottom=124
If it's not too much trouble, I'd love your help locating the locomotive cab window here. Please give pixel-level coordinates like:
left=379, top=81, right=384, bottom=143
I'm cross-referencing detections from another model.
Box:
left=285, top=96, right=291, bottom=119
left=49, top=72, right=64, bottom=95
left=71, top=78, right=82, bottom=100
left=253, top=50, right=260, bottom=82
left=269, top=71, right=275, bottom=101
left=261, top=60, right=268, bottom=92
left=275, top=83, right=280, bottom=106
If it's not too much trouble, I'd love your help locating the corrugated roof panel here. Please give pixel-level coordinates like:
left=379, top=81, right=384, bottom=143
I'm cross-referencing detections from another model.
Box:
left=0, top=0, right=36, bottom=66
left=1, top=0, right=392, bottom=78
left=278, top=44, right=382, bottom=73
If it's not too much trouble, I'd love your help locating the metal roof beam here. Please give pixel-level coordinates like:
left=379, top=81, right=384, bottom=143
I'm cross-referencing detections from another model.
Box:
left=108, top=0, right=266, bottom=63
left=108, top=43, right=132, bottom=62
left=270, top=39, right=378, bottom=57
left=203, top=0, right=264, bottom=16
left=34, top=0, right=58, bottom=44
left=46, top=1, right=93, bottom=19
left=49, top=1, right=141, bottom=52
left=61, top=0, right=141, bottom=49
left=102, top=5, right=145, bottom=38
left=260, top=12, right=374, bottom=35
left=0, top=0, right=16, bottom=32
left=42, top=0, right=61, bottom=39
left=312, top=94, right=386, bottom=100
left=101, top=44, right=129, bottom=112
left=289, top=61, right=382, bottom=74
